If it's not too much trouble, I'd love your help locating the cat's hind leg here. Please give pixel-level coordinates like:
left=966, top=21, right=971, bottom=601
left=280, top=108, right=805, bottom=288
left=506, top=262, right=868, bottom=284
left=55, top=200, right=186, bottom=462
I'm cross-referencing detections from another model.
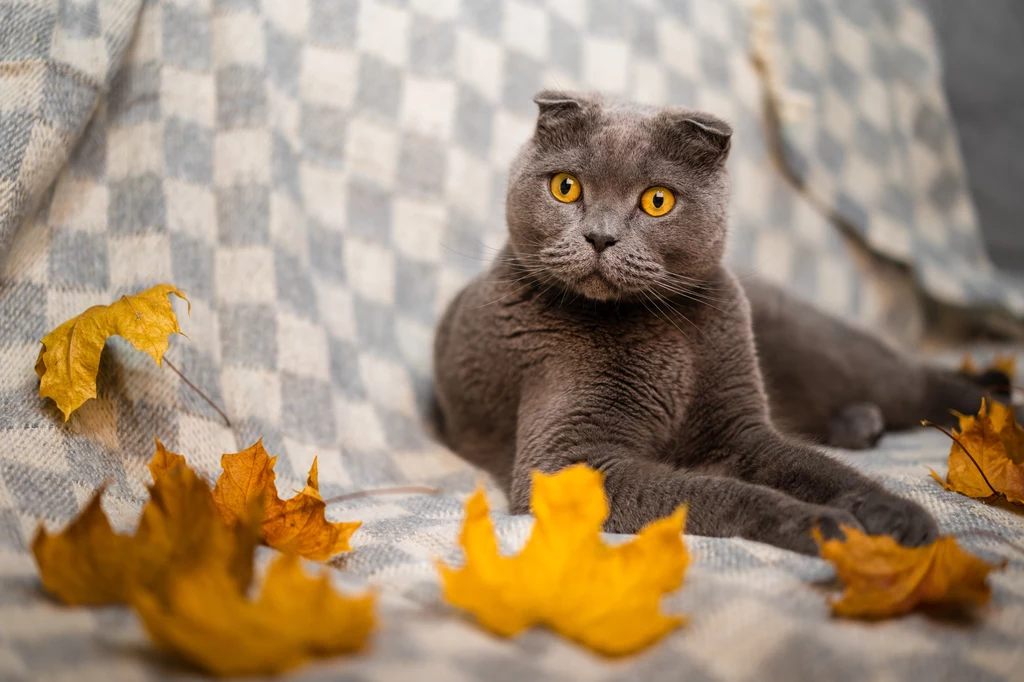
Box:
left=826, top=402, right=885, bottom=450
left=743, top=277, right=996, bottom=448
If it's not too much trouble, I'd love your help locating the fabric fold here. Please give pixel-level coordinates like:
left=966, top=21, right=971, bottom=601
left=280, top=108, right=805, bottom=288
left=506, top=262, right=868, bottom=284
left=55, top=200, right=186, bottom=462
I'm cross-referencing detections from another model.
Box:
left=0, top=0, right=142, bottom=259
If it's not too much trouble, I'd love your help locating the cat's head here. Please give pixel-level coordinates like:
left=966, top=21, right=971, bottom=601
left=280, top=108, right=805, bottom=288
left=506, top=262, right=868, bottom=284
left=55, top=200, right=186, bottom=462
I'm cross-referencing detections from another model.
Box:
left=506, top=91, right=732, bottom=302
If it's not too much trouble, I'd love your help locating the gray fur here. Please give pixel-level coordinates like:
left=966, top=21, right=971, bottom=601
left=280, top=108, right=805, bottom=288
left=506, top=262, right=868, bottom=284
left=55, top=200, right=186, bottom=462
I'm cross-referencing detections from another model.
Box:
left=433, top=91, right=995, bottom=554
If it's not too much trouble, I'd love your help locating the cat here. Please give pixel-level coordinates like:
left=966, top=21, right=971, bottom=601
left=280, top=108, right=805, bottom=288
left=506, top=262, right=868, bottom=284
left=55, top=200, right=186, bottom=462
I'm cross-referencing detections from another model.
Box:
left=432, top=91, right=1005, bottom=555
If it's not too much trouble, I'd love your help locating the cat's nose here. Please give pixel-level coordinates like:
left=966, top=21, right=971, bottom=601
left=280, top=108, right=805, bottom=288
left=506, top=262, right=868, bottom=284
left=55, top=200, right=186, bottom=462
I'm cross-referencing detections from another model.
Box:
left=584, top=231, right=617, bottom=253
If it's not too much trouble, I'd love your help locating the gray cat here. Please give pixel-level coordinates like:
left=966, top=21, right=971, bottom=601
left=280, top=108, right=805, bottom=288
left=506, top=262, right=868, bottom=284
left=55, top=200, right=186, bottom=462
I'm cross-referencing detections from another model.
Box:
left=432, top=91, right=1001, bottom=555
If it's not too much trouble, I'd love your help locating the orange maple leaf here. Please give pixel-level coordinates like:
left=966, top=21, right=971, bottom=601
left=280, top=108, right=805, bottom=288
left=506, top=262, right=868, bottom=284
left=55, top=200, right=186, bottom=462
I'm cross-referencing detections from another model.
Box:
left=929, top=399, right=1024, bottom=504
left=959, top=352, right=1017, bottom=382
left=133, top=552, right=375, bottom=676
left=32, top=440, right=258, bottom=605
left=211, top=440, right=361, bottom=561
left=813, top=525, right=1002, bottom=618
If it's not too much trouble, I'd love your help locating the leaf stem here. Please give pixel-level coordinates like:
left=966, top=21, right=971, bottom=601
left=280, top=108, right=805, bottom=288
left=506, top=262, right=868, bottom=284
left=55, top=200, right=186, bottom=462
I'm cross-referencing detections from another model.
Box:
left=164, top=357, right=232, bottom=427
left=322, top=485, right=442, bottom=505
left=921, top=420, right=998, bottom=497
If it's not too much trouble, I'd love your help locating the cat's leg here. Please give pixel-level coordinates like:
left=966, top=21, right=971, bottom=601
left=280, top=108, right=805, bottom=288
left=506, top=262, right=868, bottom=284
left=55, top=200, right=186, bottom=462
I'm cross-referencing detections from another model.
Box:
left=826, top=403, right=885, bottom=449
left=510, top=445, right=860, bottom=555
left=743, top=277, right=996, bottom=447
left=724, top=427, right=938, bottom=546
left=510, top=391, right=861, bottom=555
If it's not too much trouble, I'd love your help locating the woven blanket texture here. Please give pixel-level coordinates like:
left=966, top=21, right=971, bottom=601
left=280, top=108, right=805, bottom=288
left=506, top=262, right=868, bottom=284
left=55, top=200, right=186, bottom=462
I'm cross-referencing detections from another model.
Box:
left=1, top=0, right=1022, bottom=680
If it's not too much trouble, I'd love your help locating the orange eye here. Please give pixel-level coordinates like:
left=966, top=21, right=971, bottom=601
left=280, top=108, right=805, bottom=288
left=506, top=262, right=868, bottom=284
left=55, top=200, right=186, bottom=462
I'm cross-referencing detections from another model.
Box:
left=640, top=187, right=675, bottom=216
left=550, top=173, right=582, bottom=203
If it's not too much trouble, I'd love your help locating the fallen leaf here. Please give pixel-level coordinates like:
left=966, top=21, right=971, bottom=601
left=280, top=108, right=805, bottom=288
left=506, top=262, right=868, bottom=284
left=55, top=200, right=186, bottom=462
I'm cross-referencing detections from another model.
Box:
left=148, top=437, right=187, bottom=479
left=929, top=399, right=1024, bottom=504
left=32, top=441, right=258, bottom=606
left=958, top=353, right=978, bottom=376
left=993, top=354, right=1017, bottom=380
left=36, top=284, right=189, bottom=420
left=135, top=442, right=260, bottom=596
left=814, top=525, right=1002, bottom=618
left=132, top=552, right=375, bottom=676
left=959, top=352, right=1016, bottom=382
left=31, top=485, right=134, bottom=605
left=212, top=440, right=361, bottom=561
left=438, top=465, right=688, bottom=656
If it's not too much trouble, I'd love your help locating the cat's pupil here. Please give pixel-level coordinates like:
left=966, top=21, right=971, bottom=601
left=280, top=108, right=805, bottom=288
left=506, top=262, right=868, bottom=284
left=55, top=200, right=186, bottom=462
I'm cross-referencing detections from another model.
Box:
left=560, top=178, right=573, bottom=195
left=653, top=192, right=664, bottom=208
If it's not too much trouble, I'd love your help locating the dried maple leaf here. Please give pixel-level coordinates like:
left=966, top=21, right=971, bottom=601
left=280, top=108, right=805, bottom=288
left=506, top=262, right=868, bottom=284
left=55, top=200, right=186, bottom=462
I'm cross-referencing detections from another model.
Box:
left=132, top=552, right=375, bottom=676
left=438, top=465, right=688, bottom=656
left=813, top=525, right=1002, bottom=618
left=212, top=440, right=361, bottom=561
left=135, top=441, right=261, bottom=596
left=993, top=353, right=1018, bottom=380
left=31, top=440, right=258, bottom=606
left=959, top=352, right=1017, bottom=382
left=36, top=284, right=189, bottom=420
left=929, top=399, right=1024, bottom=504
left=31, top=484, right=134, bottom=605
left=958, top=353, right=978, bottom=376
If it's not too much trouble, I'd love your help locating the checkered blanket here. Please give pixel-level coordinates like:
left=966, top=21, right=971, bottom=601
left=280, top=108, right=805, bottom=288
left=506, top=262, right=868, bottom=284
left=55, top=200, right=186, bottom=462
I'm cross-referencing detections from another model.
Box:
left=1, top=0, right=1022, bottom=680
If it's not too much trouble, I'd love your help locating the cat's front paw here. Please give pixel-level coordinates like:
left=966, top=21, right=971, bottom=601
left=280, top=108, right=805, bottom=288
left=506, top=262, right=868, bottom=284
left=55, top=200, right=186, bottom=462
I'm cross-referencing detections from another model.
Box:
left=838, top=491, right=937, bottom=547
left=774, top=504, right=863, bottom=556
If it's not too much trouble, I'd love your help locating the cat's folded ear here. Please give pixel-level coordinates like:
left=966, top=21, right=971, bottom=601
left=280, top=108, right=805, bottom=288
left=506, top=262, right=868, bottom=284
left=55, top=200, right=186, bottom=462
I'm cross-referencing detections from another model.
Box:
left=660, top=110, right=733, bottom=167
left=532, top=90, right=597, bottom=148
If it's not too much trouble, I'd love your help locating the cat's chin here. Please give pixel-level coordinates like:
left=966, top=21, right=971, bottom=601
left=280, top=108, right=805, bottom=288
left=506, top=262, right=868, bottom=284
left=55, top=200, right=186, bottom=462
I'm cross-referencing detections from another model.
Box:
left=572, top=272, right=623, bottom=302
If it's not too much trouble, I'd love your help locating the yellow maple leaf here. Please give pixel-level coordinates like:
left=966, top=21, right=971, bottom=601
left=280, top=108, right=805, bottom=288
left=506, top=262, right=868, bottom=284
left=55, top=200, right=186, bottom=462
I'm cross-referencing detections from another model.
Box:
left=32, top=441, right=258, bottom=606
left=211, top=440, right=361, bottom=561
left=929, top=399, right=1024, bottom=504
left=814, top=525, right=1001, bottom=618
left=132, top=552, right=375, bottom=676
left=35, top=284, right=189, bottom=420
left=438, top=465, right=688, bottom=656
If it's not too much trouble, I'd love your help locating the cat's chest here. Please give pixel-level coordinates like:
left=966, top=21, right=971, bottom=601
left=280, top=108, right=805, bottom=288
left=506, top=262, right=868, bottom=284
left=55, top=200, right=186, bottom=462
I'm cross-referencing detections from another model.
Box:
left=529, top=302, right=699, bottom=394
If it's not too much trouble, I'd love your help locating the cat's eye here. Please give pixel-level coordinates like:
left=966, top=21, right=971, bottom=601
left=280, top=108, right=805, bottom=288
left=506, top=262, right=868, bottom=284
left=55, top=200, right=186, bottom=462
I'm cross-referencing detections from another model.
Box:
left=640, top=187, right=675, bottom=217
left=550, top=173, right=582, bottom=203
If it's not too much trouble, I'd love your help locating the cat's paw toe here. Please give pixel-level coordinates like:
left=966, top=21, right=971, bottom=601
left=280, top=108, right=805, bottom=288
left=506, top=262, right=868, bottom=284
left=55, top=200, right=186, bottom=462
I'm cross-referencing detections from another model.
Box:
left=827, top=402, right=885, bottom=450
left=843, top=492, right=937, bottom=547
left=778, top=505, right=862, bottom=555
left=814, top=507, right=862, bottom=542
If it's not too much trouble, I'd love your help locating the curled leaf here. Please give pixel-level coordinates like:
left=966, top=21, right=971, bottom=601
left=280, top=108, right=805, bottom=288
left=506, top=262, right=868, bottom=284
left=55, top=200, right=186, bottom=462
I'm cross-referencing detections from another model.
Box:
left=132, top=552, right=375, bottom=676
left=439, top=465, right=688, bottom=656
left=928, top=399, right=1024, bottom=504
left=36, top=284, right=189, bottom=419
left=813, top=525, right=1002, bottom=618
left=212, top=441, right=361, bottom=561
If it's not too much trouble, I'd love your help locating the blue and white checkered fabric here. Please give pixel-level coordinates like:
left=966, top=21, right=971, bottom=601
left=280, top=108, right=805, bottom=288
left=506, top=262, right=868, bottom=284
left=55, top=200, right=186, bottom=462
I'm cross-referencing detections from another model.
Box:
left=1, top=1, right=1022, bottom=680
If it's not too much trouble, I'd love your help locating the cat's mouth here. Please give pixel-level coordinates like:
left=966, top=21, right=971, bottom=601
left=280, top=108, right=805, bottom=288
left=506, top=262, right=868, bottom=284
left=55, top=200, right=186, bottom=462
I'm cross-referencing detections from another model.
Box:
left=568, top=261, right=650, bottom=301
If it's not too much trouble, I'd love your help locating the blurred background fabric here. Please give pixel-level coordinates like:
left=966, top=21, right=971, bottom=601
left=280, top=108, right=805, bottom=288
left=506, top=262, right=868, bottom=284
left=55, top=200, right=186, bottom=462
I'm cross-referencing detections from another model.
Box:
left=923, top=0, right=1024, bottom=273
left=0, top=0, right=1022, bottom=680
left=762, top=0, right=1024, bottom=318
